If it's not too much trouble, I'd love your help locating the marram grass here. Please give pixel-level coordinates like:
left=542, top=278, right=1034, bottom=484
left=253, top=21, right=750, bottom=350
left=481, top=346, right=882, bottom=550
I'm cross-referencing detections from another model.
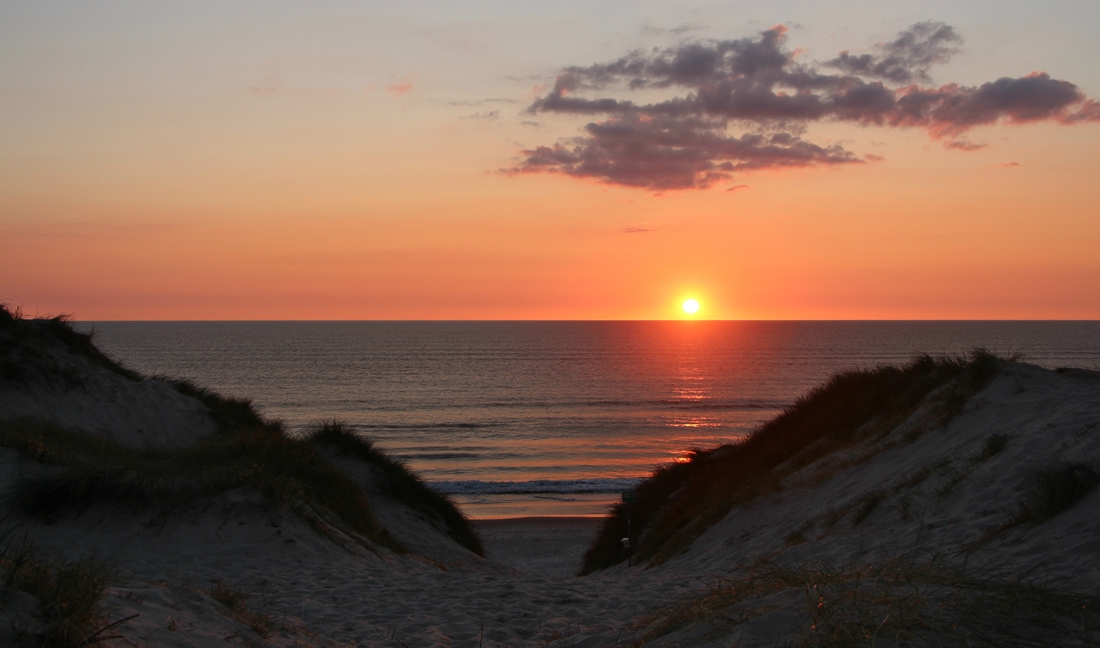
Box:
left=582, top=351, right=1002, bottom=574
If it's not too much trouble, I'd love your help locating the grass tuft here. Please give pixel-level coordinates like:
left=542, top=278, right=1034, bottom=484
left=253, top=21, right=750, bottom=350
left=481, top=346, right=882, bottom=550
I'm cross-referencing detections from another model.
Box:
left=851, top=490, right=886, bottom=526
left=161, top=377, right=266, bottom=435
left=0, top=533, right=116, bottom=647
left=1016, top=462, right=1100, bottom=526
left=307, top=421, right=484, bottom=556
left=582, top=352, right=1003, bottom=573
left=974, top=433, right=1010, bottom=463
left=208, top=580, right=276, bottom=638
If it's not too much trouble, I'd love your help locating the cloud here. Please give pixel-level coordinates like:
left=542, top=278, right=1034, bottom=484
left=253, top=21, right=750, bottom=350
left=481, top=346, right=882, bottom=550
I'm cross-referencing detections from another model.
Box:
left=505, top=113, right=861, bottom=190
left=449, top=98, right=519, bottom=106
left=944, top=139, right=985, bottom=151
left=386, top=83, right=413, bottom=96
left=826, top=21, right=962, bottom=84
left=640, top=23, right=702, bottom=37
left=726, top=184, right=750, bottom=192
left=508, top=23, right=1099, bottom=190
left=621, top=226, right=658, bottom=233
left=463, top=110, right=500, bottom=120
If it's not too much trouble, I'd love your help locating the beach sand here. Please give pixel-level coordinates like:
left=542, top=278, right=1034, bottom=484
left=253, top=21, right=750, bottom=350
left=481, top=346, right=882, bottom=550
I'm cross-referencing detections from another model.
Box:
left=473, top=517, right=604, bottom=578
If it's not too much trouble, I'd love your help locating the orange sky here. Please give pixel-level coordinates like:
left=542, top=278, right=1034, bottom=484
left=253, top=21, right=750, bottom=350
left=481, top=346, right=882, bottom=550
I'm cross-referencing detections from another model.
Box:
left=3, top=2, right=1099, bottom=320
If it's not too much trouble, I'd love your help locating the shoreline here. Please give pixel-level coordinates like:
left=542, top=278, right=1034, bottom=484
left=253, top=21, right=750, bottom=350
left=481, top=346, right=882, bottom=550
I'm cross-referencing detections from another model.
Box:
left=451, top=492, right=620, bottom=519
left=468, top=514, right=607, bottom=521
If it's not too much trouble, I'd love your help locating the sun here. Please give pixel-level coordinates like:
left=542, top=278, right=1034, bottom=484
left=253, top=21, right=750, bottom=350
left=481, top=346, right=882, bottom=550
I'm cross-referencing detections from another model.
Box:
left=682, top=299, right=700, bottom=315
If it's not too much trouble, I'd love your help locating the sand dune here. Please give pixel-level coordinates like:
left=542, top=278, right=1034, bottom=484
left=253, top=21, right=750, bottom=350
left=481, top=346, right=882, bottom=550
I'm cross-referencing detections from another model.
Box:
left=3, top=313, right=1100, bottom=646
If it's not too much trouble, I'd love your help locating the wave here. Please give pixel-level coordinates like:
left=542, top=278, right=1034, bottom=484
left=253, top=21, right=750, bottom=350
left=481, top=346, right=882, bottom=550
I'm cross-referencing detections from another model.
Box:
left=430, top=478, right=642, bottom=495
left=320, top=399, right=785, bottom=414
left=586, top=398, right=781, bottom=410
left=354, top=422, right=502, bottom=430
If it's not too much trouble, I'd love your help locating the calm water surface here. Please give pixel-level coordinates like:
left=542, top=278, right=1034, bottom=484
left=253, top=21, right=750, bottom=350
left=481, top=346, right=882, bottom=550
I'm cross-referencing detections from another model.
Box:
left=82, top=321, right=1100, bottom=516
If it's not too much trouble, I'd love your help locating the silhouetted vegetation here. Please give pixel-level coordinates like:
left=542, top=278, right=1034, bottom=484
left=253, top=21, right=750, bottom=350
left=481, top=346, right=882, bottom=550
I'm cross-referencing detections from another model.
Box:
left=308, top=421, right=484, bottom=556
left=582, top=351, right=1003, bottom=574
left=164, top=377, right=267, bottom=435
left=0, top=303, right=142, bottom=384
left=0, top=531, right=117, bottom=647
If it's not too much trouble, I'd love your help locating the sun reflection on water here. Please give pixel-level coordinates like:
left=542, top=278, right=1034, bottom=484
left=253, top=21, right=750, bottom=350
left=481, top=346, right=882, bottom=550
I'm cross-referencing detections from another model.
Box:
left=667, top=415, right=722, bottom=428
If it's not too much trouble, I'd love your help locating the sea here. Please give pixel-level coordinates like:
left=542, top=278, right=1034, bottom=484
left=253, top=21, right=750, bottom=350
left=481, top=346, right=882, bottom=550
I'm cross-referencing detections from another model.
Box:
left=80, top=321, right=1100, bottom=518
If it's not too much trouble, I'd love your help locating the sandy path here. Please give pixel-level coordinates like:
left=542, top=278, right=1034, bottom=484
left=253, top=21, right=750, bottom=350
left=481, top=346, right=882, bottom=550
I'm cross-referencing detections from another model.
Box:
left=473, top=517, right=603, bottom=578
left=5, top=492, right=704, bottom=647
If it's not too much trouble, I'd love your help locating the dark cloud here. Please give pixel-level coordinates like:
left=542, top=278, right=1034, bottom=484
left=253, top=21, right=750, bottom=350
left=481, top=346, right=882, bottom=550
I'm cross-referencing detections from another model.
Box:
left=505, top=113, right=860, bottom=190
left=943, top=139, right=985, bottom=151
left=509, top=23, right=1099, bottom=190
left=827, top=21, right=962, bottom=83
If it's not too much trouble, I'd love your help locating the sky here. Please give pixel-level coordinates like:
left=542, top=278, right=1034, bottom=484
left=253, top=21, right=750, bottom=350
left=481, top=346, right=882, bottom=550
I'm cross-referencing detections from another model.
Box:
left=2, top=0, right=1099, bottom=320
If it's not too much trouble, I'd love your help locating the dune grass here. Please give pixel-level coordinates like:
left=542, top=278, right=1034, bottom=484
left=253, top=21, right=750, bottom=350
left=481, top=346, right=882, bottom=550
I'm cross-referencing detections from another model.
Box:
left=308, top=421, right=484, bottom=556
left=582, top=352, right=1002, bottom=574
left=163, top=377, right=266, bottom=436
left=207, top=580, right=276, bottom=639
left=970, top=461, right=1100, bottom=552
left=0, top=531, right=117, bottom=647
left=975, top=433, right=1010, bottom=462
left=0, top=303, right=142, bottom=385
left=1016, top=462, right=1100, bottom=526
left=1, top=417, right=407, bottom=554
left=635, top=555, right=1100, bottom=647
left=2, top=416, right=482, bottom=557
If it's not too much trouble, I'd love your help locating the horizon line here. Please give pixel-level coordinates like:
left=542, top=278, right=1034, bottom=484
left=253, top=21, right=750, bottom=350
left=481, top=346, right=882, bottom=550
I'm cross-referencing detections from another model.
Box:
left=74, top=318, right=1100, bottom=323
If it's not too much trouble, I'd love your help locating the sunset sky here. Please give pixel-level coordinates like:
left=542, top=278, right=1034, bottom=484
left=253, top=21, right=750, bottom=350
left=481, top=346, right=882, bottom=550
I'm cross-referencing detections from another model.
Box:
left=3, top=0, right=1099, bottom=320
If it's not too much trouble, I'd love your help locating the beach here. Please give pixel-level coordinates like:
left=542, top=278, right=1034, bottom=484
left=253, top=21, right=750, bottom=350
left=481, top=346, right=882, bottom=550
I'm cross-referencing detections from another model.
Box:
left=473, top=517, right=604, bottom=578
left=4, top=311, right=1100, bottom=646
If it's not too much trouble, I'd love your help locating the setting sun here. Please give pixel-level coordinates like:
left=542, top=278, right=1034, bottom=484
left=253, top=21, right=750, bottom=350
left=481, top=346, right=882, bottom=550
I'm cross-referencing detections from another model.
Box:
left=682, top=299, right=700, bottom=315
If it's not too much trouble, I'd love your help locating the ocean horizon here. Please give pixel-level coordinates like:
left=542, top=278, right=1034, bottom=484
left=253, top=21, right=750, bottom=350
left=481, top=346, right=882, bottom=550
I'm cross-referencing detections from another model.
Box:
left=82, top=320, right=1100, bottom=517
